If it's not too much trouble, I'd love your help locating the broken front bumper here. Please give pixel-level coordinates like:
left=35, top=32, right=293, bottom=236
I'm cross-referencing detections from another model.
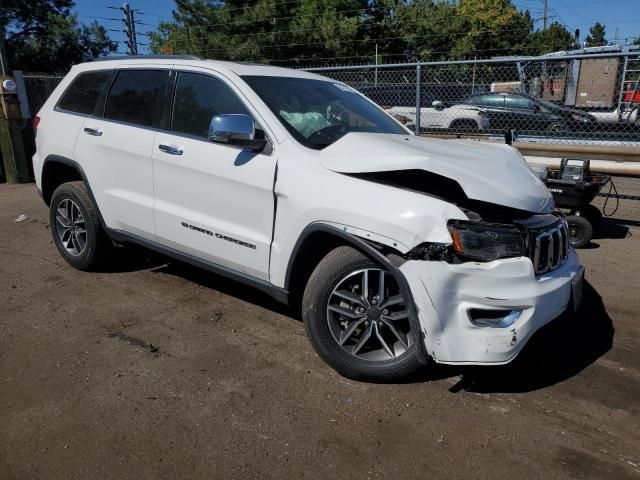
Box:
left=400, top=249, right=583, bottom=365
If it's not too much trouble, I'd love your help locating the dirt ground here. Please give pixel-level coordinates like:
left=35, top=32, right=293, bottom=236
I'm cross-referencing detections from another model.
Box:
left=1, top=183, right=639, bottom=480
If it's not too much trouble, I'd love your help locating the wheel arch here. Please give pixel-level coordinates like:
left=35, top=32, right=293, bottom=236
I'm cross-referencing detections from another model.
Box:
left=283, top=223, right=429, bottom=364
left=449, top=118, right=480, bottom=130
left=41, top=155, right=108, bottom=230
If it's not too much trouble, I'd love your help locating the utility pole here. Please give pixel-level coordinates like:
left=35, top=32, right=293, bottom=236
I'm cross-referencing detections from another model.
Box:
left=122, top=3, right=138, bottom=55
left=543, top=0, right=548, bottom=29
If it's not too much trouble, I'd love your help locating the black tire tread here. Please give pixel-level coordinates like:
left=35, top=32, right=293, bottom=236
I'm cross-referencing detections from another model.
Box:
left=50, top=181, right=111, bottom=270
left=450, top=119, right=479, bottom=131
left=566, top=214, right=593, bottom=249
left=302, top=246, right=424, bottom=382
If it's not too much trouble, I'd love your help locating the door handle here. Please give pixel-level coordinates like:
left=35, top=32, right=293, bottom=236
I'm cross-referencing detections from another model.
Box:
left=83, top=127, right=103, bottom=136
left=158, top=144, right=183, bottom=155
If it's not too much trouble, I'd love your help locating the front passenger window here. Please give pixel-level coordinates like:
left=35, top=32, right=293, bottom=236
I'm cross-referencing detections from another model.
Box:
left=171, top=72, right=250, bottom=138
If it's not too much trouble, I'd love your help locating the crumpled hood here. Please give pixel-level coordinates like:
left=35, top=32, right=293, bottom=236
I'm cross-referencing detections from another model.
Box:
left=319, top=133, right=554, bottom=213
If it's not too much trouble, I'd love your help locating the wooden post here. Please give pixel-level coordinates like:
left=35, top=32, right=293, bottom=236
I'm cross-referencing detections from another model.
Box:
left=0, top=29, right=30, bottom=183
left=0, top=115, right=29, bottom=183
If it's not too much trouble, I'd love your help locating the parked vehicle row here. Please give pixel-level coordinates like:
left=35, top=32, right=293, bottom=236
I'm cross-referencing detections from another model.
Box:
left=385, top=92, right=599, bottom=133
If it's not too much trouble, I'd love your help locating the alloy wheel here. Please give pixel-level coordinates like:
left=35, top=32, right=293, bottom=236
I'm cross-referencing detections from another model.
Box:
left=55, top=198, right=87, bottom=257
left=326, top=268, right=412, bottom=361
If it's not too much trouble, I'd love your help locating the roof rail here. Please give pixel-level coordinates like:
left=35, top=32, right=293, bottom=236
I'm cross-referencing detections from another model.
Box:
left=90, top=54, right=202, bottom=62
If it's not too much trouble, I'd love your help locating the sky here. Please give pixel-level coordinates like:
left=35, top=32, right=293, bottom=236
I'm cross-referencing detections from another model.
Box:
left=73, top=0, right=640, bottom=56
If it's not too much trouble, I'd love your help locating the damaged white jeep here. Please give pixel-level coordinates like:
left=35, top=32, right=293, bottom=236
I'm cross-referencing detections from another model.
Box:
left=33, top=56, right=584, bottom=381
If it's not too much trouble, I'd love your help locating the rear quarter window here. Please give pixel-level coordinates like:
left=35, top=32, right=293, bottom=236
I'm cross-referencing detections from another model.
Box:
left=57, top=70, right=112, bottom=115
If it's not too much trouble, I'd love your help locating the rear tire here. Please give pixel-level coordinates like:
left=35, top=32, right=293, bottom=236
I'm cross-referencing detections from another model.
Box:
left=580, top=204, right=602, bottom=229
left=302, top=246, right=424, bottom=382
left=566, top=215, right=593, bottom=248
left=49, top=181, right=112, bottom=270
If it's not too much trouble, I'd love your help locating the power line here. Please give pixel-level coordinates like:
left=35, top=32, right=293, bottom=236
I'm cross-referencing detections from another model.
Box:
left=201, top=42, right=596, bottom=65
left=163, top=15, right=533, bottom=47
left=181, top=3, right=524, bottom=31
left=175, top=26, right=541, bottom=54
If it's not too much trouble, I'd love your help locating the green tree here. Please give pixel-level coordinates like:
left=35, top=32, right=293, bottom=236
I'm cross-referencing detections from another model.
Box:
left=585, top=22, right=606, bottom=47
left=527, top=22, right=575, bottom=55
left=1, top=0, right=117, bottom=73
left=150, top=0, right=547, bottom=65
left=150, top=0, right=368, bottom=65
left=450, top=0, right=532, bottom=59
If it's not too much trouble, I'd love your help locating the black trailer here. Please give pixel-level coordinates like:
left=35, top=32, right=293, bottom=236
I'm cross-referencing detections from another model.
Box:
left=540, top=159, right=610, bottom=248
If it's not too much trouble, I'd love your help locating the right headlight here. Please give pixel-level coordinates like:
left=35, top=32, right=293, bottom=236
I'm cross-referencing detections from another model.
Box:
left=447, top=220, right=525, bottom=262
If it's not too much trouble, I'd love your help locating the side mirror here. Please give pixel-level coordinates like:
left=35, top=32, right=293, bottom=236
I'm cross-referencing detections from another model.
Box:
left=208, top=114, right=267, bottom=152
left=432, top=100, right=444, bottom=109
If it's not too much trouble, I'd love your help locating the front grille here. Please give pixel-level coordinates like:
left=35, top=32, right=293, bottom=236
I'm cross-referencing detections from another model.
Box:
left=529, top=221, right=569, bottom=275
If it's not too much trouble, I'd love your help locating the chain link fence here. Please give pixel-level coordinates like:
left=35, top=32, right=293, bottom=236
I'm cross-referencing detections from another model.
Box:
left=306, top=51, right=640, bottom=225
left=306, top=52, right=640, bottom=146
left=13, top=56, right=640, bottom=227
left=21, top=74, right=64, bottom=118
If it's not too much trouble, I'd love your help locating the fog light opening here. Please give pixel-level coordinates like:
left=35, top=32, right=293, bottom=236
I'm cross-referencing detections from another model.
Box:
left=468, top=309, right=522, bottom=328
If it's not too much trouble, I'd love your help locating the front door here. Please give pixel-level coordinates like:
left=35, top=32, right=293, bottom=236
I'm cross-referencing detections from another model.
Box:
left=152, top=70, right=277, bottom=280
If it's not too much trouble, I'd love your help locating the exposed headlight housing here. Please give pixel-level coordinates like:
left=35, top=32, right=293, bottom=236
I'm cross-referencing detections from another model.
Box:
left=447, top=220, right=525, bottom=262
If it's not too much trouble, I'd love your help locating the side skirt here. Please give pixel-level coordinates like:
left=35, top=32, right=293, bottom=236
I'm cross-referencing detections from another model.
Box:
left=106, top=229, right=290, bottom=305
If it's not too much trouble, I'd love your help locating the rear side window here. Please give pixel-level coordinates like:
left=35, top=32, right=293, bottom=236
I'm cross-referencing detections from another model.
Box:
left=171, top=72, right=250, bottom=138
left=506, top=95, right=533, bottom=110
left=104, top=70, right=169, bottom=128
left=57, top=70, right=112, bottom=115
left=480, top=95, right=506, bottom=107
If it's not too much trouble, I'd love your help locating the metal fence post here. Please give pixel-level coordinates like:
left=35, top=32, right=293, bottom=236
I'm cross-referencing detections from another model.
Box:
left=12, top=71, right=31, bottom=119
left=415, top=64, right=421, bottom=135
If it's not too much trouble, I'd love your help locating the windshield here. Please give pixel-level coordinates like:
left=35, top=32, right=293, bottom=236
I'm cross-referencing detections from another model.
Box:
left=242, top=76, right=408, bottom=149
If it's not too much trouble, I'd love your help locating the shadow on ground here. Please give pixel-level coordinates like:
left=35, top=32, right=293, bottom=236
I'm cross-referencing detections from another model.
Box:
left=592, top=217, right=631, bottom=241
left=445, top=280, right=614, bottom=393
left=101, top=244, right=614, bottom=393
left=150, top=260, right=292, bottom=317
left=94, top=245, right=169, bottom=273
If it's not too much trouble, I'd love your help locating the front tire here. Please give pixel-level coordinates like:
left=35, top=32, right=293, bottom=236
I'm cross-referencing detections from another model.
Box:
left=49, top=181, right=111, bottom=270
left=302, top=246, right=424, bottom=382
left=449, top=119, right=479, bottom=133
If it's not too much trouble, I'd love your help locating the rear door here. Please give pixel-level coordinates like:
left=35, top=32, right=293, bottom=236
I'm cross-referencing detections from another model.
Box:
left=74, top=67, right=171, bottom=240
left=37, top=69, right=113, bottom=183
left=152, top=69, right=277, bottom=280
left=504, top=95, right=542, bottom=131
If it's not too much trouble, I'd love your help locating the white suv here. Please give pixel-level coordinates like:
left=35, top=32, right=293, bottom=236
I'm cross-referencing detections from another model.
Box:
left=33, top=56, right=584, bottom=381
